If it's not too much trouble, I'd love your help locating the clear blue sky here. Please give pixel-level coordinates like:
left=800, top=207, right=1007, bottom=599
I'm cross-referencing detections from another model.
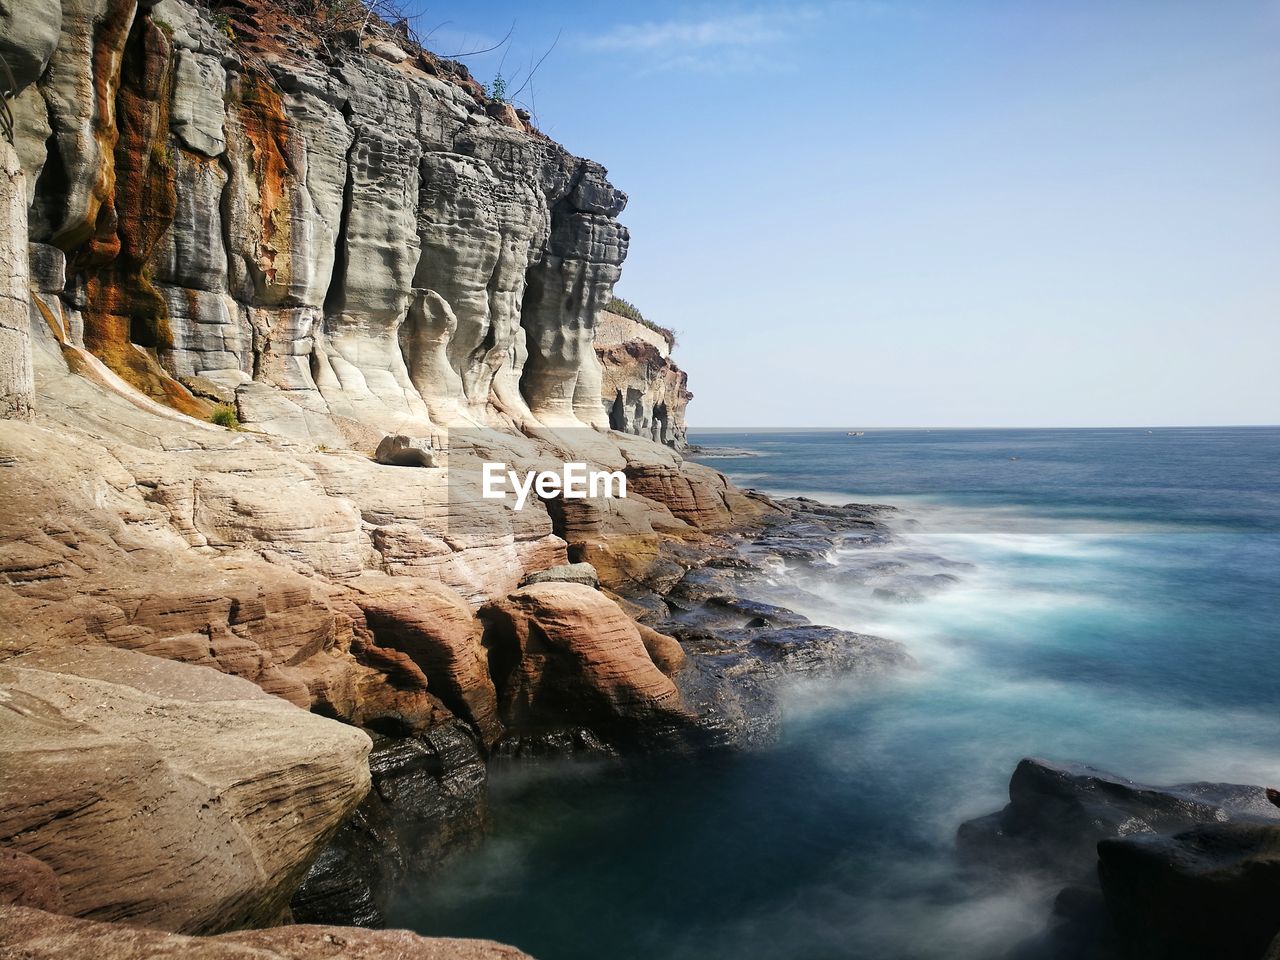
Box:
left=412, top=1, right=1280, bottom=428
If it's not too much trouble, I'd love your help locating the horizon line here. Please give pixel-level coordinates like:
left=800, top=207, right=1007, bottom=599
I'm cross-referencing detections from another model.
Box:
left=686, top=423, right=1280, bottom=432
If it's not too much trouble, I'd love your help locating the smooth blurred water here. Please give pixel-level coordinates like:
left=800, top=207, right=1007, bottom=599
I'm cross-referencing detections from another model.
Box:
left=393, top=427, right=1280, bottom=959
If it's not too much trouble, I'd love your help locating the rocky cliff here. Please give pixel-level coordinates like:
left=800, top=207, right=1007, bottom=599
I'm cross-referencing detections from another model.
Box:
left=0, top=0, right=751, bottom=938
left=2, top=0, right=641, bottom=438
left=0, top=0, right=901, bottom=952
left=595, top=309, right=690, bottom=448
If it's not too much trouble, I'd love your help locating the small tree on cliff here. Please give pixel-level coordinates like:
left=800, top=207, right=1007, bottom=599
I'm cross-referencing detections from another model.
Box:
left=485, top=73, right=508, bottom=104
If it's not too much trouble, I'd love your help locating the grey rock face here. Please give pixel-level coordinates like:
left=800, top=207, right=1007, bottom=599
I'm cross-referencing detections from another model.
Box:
left=0, top=0, right=62, bottom=93
left=2, top=0, right=701, bottom=451
left=522, top=205, right=630, bottom=427
left=412, top=150, right=547, bottom=423
left=15, top=0, right=634, bottom=442
left=1, top=141, right=32, bottom=419
left=27, top=0, right=137, bottom=248
left=169, top=47, right=226, bottom=157
left=519, top=561, right=600, bottom=589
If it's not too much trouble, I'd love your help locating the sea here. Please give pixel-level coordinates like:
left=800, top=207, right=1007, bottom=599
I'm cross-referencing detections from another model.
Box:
left=392, top=426, right=1280, bottom=960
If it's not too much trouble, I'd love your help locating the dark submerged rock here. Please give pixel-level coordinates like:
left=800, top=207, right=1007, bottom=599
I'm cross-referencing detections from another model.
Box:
left=672, top=623, right=910, bottom=749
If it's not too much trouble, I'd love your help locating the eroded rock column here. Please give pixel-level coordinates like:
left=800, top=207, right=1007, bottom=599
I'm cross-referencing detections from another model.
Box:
left=0, top=0, right=59, bottom=420
left=520, top=161, right=628, bottom=427
left=0, top=140, right=33, bottom=419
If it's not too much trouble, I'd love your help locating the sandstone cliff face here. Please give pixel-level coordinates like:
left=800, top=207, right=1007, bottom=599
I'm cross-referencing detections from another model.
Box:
left=0, top=0, right=759, bottom=941
left=595, top=310, right=691, bottom=448
left=6, top=0, right=634, bottom=441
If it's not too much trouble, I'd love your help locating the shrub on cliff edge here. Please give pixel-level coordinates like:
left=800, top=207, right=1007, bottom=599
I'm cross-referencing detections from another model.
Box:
left=605, top=297, right=678, bottom=349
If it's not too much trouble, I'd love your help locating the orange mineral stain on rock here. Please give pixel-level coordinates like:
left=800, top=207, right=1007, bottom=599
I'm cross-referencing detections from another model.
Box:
left=234, top=75, right=293, bottom=290
left=78, top=15, right=209, bottom=418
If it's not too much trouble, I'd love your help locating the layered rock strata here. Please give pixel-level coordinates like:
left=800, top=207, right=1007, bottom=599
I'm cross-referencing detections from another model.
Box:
left=4, top=0, right=643, bottom=443
left=0, top=0, right=904, bottom=954
left=0, top=645, right=371, bottom=933
left=595, top=309, right=690, bottom=448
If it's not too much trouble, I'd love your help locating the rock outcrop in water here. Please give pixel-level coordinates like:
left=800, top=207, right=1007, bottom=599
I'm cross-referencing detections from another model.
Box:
left=959, top=758, right=1280, bottom=960
left=481, top=582, right=690, bottom=747
left=0, top=0, right=910, bottom=952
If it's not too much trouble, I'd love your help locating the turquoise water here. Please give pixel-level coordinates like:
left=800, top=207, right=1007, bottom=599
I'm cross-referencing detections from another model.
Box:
left=395, top=427, right=1280, bottom=959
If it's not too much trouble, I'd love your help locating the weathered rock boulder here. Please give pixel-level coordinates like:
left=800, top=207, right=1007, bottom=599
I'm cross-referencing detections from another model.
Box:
left=480, top=582, right=691, bottom=749
left=0, top=850, right=64, bottom=913
left=636, top=622, right=686, bottom=676
left=344, top=574, right=502, bottom=745
left=0, top=645, right=371, bottom=933
left=374, top=434, right=437, bottom=468
left=621, top=448, right=756, bottom=533
left=519, top=561, right=600, bottom=589
left=0, top=904, right=534, bottom=959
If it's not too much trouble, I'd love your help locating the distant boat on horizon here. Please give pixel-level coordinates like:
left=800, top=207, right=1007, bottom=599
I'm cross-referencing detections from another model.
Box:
left=846, top=431, right=865, bottom=437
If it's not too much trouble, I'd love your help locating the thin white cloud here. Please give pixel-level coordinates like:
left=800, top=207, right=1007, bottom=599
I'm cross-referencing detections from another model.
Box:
left=582, top=9, right=808, bottom=53
left=577, top=2, right=905, bottom=72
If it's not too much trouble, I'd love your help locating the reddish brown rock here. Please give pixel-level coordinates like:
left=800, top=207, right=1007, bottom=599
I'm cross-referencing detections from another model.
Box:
left=480, top=582, right=689, bottom=743
left=0, top=904, right=533, bottom=959
left=345, top=574, right=503, bottom=745
left=0, top=851, right=64, bottom=913
left=637, top=623, right=686, bottom=677
left=623, top=460, right=741, bottom=532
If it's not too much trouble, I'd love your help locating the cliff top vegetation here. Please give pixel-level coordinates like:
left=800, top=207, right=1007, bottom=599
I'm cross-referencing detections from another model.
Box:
left=605, top=298, right=677, bottom=349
